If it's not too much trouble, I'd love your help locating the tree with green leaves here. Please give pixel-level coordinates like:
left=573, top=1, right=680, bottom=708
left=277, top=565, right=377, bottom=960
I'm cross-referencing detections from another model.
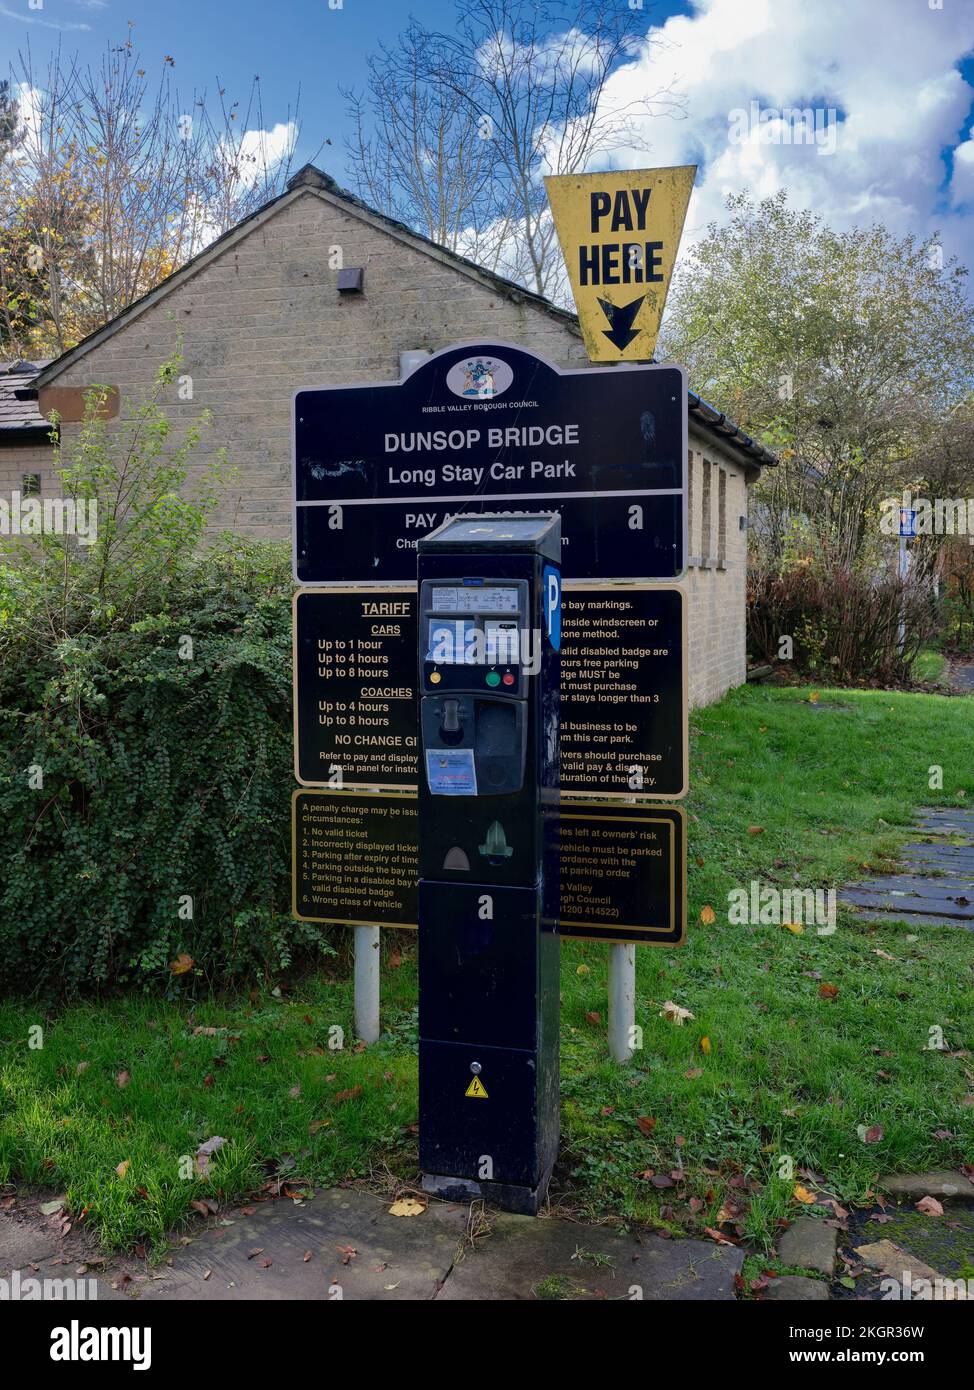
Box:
left=660, top=191, right=974, bottom=569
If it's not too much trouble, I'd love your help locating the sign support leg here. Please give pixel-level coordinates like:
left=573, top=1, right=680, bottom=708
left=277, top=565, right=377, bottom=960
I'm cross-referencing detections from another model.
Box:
left=608, top=943, right=636, bottom=1063
left=354, top=925, right=381, bottom=1044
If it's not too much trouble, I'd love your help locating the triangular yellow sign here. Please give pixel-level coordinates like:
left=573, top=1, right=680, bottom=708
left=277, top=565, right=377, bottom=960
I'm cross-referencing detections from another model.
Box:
left=544, top=166, right=696, bottom=363
left=465, top=1076, right=488, bottom=1099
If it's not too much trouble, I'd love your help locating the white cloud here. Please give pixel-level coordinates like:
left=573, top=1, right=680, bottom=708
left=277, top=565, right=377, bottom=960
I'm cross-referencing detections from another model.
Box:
left=951, top=139, right=974, bottom=209
left=224, top=122, right=297, bottom=191
left=583, top=0, right=974, bottom=269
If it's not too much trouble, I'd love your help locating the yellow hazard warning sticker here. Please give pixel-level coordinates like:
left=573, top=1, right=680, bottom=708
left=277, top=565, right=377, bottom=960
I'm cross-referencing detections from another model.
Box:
left=465, top=1076, right=488, bottom=1099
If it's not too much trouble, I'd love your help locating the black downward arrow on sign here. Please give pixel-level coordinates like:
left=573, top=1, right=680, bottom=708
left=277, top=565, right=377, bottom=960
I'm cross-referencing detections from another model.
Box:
left=597, top=294, right=645, bottom=351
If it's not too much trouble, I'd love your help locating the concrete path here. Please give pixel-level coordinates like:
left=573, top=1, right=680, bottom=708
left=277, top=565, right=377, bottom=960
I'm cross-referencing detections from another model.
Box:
left=839, top=807, right=974, bottom=930
left=0, top=1187, right=743, bottom=1302
left=948, top=659, right=974, bottom=693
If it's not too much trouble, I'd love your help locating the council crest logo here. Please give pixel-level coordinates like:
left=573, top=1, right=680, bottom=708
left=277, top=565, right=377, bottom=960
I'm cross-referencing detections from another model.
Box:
left=445, top=356, right=513, bottom=400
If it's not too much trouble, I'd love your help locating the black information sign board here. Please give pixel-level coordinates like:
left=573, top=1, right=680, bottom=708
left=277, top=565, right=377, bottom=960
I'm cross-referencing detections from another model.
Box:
left=293, top=588, right=418, bottom=789
left=293, top=584, right=686, bottom=800
left=293, top=342, right=687, bottom=585
left=561, top=586, right=687, bottom=799
left=559, top=802, right=685, bottom=945
left=292, top=790, right=418, bottom=928
left=292, top=791, right=684, bottom=946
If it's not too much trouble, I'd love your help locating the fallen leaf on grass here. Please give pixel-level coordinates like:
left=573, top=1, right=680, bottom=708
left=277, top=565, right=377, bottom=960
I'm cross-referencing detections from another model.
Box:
left=700, top=1036, right=712, bottom=1054
left=585, top=1011, right=601, bottom=1025
left=170, top=953, right=194, bottom=975
left=195, top=1136, right=227, bottom=1178
left=388, top=947, right=402, bottom=969
left=818, top=983, right=839, bottom=1000
left=636, top=1116, right=656, bottom=1135
left=334, top=1086, right=363, bottom=1104
left=703, top=1227, right=737, bottom=1245
left=859, top=1124, right=884, bottom=1144
left=793, top=1184, right=817, bottom=1204
left=659, top=1001, right=694, bottom=1025
left=747, top=826, right=765, bottom=836
left=116, top=1070, right=131, bottom=1088
left=781, top=921, right=804, bottom=934
left=388, top=1198, right=425, bottom=1217
left=699, top=905, right=716, bottom=925
left=115, top=1160, right=131, bottom=1179
left=916, top=1196, right=944, bottom=1216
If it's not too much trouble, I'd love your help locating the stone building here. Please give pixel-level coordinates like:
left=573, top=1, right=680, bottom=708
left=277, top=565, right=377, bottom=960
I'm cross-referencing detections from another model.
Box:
left=19, top=165, right=774, bottom=708
left=0, top=359, right=53, bottom=508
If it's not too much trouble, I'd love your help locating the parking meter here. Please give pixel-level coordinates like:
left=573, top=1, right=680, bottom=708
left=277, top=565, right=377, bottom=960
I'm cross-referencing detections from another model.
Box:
left=417, top=514, right=561, bottom=1215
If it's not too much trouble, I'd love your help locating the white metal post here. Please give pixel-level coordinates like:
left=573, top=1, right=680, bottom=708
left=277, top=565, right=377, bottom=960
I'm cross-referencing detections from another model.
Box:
left=354, top=925, right=381, bottom=1044
left=608, top=942, right=636, bottom=1063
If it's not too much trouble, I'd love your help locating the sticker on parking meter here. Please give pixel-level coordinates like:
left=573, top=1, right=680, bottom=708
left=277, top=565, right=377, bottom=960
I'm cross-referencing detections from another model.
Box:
left=426, top=749, right=478, bottom=795
left=543, top=564, right=561, bottom=650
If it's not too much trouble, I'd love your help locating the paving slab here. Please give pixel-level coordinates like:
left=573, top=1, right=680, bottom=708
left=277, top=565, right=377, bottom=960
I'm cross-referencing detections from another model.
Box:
left=917, top=811, right=972, bottom=828
left=0, top=1202, right=132, bottom=1301
left=853, top=1235, right=970, bottom=1299
left=763, top=1275, right=829, bottom=1301
left=879, top=1171, right=974, bottom=1202
left=434, top=1215, right=743, bottom=1301
left=776, top=1217, right=838, bottom=1276
left=852, top=909, right=974, bottom=929
left=132, top=1189, right=469, bottom=1301
left=841, top=808, right=974, bottom=932
left=0, top=1214, right=61, bottom=1276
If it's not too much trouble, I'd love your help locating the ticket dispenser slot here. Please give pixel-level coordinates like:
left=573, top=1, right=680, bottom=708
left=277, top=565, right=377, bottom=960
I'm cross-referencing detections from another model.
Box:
left=417, top=514, right=561, bottom=1216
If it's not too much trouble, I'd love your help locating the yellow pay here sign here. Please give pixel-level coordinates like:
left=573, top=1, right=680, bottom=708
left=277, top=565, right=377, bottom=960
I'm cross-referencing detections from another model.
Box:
left=544, top=166, right=695, bottom=363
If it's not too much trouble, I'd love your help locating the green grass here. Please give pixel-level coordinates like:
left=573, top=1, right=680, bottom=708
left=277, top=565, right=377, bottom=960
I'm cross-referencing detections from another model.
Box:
left=912, top=647, right=950, bottom=687
left=1, top=684, right=973, bottom=1253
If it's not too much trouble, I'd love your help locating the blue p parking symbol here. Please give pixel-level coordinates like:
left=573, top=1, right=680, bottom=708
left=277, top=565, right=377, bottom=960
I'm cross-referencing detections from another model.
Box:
left=543, top=565, right=561, bottom=651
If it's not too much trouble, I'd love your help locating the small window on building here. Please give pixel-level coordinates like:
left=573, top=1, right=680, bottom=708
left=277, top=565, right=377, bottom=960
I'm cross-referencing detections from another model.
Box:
left=717, top=469, right=727, bottom=568
left=686, top=450, right=694, bottom=563
left=22, top=473, right=41, bottom=497
left=701, top=460, right=713, bottom=562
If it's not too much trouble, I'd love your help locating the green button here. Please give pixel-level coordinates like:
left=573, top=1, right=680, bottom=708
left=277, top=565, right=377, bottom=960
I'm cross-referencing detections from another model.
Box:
left=485, top=671, right=501, bottom=687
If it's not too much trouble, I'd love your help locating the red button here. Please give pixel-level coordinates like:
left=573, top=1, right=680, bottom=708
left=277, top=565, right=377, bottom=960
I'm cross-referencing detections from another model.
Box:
left=502, top=672, right=515, bottom=686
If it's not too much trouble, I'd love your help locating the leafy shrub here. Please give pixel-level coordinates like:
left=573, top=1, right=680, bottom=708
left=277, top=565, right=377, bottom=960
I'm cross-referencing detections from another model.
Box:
left=747, top=559, right=939, bottom=685
left=0, top=360, right=332, bottom=996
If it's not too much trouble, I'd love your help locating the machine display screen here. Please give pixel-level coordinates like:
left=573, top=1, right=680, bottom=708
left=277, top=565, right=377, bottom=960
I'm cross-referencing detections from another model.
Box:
left=429, top=585, right=519, bottom=615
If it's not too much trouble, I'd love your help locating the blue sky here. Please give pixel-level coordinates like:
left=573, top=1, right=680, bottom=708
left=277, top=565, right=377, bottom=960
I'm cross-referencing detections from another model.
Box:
left=3, top=0, right=973, bottom=272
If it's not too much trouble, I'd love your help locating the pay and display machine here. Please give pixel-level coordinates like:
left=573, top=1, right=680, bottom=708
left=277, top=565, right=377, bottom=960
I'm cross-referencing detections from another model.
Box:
left=417, top=515, right=561, bottom=1214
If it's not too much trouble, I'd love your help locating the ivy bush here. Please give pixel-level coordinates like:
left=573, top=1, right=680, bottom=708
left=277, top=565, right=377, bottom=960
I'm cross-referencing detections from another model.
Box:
left=0, top=359, right=331, bottom=996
